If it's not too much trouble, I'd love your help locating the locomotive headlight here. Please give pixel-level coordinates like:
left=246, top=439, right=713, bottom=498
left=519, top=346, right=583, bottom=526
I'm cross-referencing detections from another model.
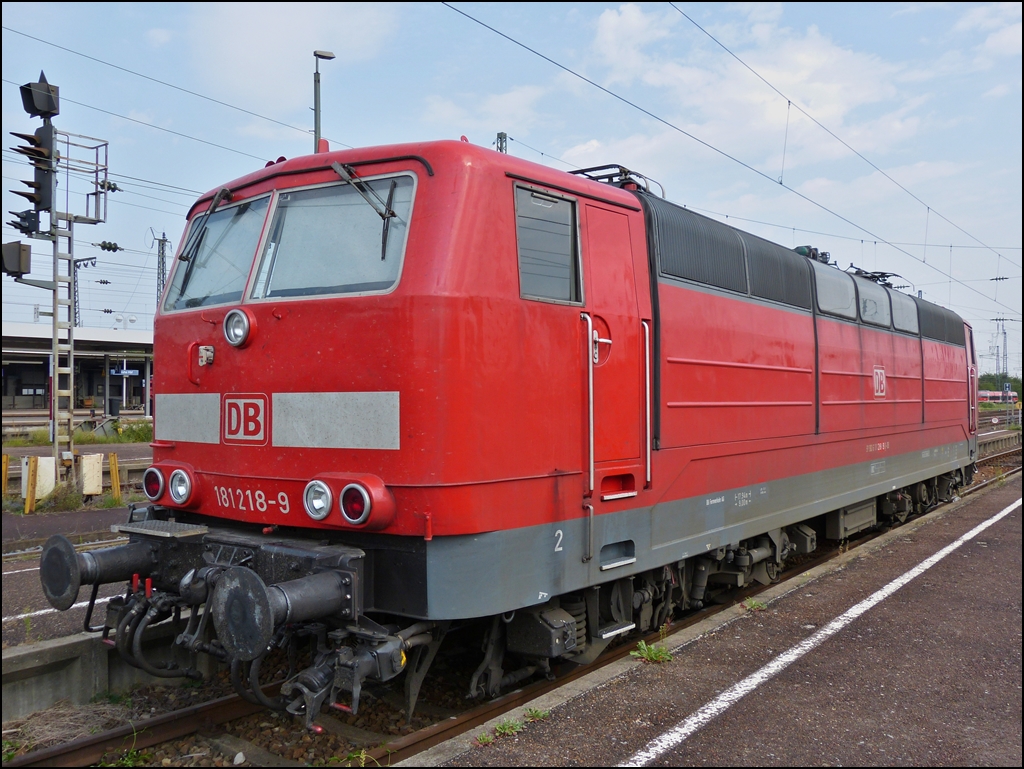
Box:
left=303, top=480, right=333, bottom=520
left=223, top=308, right=250, bottom=347
left=341, top=483, right=372, bottom=525
left=143, top=467, right=164, bottom=500
left=168, top=469, right=193, bottom=504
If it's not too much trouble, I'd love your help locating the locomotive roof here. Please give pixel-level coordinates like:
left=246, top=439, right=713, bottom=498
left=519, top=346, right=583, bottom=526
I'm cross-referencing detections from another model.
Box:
left=187, top=139, right=639, bottom=218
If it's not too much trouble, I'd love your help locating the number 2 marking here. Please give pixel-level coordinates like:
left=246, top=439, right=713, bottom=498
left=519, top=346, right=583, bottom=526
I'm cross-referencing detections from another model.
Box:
left=554, top=529, right=564, bottom=552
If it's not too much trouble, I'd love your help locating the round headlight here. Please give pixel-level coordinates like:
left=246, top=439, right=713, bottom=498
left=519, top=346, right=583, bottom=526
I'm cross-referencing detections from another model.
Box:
left=340, top=484, right=371, bottom=525
left=168, top=469, right=192, bottom=504
left=143, top=467, right=164, bottom=500
left=223, top=309, right=250, bottom=347
left=303, top=480, right=333, bottom=520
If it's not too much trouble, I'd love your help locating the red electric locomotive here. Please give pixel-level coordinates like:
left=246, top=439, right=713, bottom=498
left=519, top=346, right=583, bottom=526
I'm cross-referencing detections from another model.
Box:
left=40, top=140, right=977, bottom=724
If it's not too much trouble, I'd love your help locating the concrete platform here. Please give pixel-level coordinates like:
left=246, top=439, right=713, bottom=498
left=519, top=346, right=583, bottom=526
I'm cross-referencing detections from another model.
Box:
left=419, top=476, right=1022, bottom=767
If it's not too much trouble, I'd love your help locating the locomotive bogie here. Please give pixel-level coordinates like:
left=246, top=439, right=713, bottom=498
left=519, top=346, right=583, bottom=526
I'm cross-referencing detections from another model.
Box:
left=38, top=140, right=978, bottom=722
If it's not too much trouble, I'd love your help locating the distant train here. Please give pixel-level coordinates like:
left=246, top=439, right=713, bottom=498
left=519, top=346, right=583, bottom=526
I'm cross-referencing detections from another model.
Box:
left=977, top=389, right=1018, bottom=404
left=40, top=140, right=977, bottom=727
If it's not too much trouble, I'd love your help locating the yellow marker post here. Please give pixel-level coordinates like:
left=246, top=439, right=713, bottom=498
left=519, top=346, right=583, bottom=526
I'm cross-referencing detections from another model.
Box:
left=109, top=453, right=121, bottom=503
left=25, top=456, right=38, bottom=514
left=1, top=454, right=8, bottom=498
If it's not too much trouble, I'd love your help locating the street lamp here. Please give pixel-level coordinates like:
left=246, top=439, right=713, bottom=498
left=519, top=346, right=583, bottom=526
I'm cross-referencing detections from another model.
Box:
left=313, top=50, right=335, bottom=153
left=114, top=314, right=137, bottom=409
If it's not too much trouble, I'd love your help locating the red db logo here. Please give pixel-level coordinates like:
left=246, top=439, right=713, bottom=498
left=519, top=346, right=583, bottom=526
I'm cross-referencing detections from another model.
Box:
left=223, top=394, right=268, bottom=444
left=873, top=366, right=886, bottom=399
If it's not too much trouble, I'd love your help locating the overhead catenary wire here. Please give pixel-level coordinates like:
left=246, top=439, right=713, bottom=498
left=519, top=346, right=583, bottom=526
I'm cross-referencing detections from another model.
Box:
left=441, top=2, right=1020, bottom=317
left=2, top=173, right=185, bottom=216
left=2, top=78, right=269, bottom=162
left=1, top=161, right=192, bottom=207
left=668, top=3, right=1018, bottom=271
left=499, top=138, right=1023, bottom=265
left=1, top=25, right=352, bottom=150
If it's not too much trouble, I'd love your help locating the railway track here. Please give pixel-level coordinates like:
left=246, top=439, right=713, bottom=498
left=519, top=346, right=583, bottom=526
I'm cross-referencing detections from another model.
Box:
left=5, top=449, right=1021, bottom=768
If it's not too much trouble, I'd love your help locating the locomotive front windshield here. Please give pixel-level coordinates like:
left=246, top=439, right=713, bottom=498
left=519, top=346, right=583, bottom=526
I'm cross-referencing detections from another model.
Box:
left=250, top=174, right=414, bottom=299
left=163, top=173, right=414, bottom=312
left=164, top=197, right=271, bottom=311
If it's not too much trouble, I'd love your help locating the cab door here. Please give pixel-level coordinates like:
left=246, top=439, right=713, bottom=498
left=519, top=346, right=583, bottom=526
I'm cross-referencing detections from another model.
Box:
left=580, top=205, right=643, bottom=497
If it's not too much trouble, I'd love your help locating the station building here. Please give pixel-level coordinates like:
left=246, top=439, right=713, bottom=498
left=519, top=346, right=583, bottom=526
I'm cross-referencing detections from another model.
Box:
left=2, top=320, right=153, bottom=418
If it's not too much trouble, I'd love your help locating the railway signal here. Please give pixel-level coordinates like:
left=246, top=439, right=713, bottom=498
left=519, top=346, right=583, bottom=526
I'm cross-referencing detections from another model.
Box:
left=8, top=70, right=113, bottom=486
left=8, top=209, right=39, bottom=237
left=11, top=122, right=56, bottom=213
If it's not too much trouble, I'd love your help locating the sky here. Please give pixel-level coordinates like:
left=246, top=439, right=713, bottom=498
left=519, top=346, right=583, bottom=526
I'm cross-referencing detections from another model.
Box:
left=2, top=2, right=1021, bottom=375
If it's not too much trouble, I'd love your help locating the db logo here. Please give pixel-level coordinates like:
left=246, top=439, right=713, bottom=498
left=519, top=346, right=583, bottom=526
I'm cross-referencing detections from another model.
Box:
left=223, top=394, right=269, bottom=444
left=873, top=366, right=886, bottom=399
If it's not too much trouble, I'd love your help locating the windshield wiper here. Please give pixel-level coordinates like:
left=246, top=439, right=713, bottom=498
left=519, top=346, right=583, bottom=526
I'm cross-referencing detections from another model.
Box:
left=330, top=163, right=397, bottom=260
left=178, top=187, right=233, bottom=263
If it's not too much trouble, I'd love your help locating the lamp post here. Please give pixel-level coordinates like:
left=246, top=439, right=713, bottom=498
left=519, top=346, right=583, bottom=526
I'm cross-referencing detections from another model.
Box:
left=114, top=314, right=136, bottom=408
left=313, top=50, right=336, bottom=153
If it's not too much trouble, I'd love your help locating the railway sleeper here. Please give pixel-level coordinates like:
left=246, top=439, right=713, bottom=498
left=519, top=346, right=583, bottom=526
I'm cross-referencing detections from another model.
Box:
left=37, top=468, right=970, bottom=728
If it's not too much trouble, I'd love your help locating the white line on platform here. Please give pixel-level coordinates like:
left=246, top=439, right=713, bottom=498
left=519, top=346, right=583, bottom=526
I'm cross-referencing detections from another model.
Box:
left=2, top=595, right=113, bottom=624
left=3, top=566, right=39, bottom=575
left=620, top=496, right=1023, bottom=767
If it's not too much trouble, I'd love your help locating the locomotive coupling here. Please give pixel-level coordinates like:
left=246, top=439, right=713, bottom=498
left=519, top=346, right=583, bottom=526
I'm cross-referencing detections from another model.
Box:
left=210, top=566, right=358, bottom=661
left=40, top=534, right=158, bottom=611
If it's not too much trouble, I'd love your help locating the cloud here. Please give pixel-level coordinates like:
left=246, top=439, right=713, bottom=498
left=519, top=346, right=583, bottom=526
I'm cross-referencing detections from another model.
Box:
left=952, top=2, right=1022, bottom=65
left=953, top=2, right=1021, bottom=33
left=984, top=83, right=1011, bottom=97
left=146, top=28, right=172, bottom=47
left=591, top=3, right=676, bottom=85
left=982, top=20, right=1022, bottom=56
left=421, top=85, right=547, bottom=137
left=188, top=3, right=397, bottom=116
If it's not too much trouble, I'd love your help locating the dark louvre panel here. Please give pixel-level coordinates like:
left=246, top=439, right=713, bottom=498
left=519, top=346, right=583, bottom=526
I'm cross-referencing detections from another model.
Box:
left=647, top=197, right=747, bottom=293
left=916, top=297, right=948, bottom=342
left=942, top=307, right=966, bottom=346
left=741, top=232, right=812, bottom=309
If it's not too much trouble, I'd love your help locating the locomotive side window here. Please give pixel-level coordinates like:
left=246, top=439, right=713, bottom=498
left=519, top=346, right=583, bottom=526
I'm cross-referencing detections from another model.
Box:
left=741, top=232, right=812, bottom=309
left=888, top=288, right=919, bottom=334
left=854, top=276, right=891, bottom=327
left=251, top=174, right=414, bottom=300
left=164, top=196, right=270, bottom=311
left=515, top=187, right=581, bottom=303
left=642, top=196, right=747, bottom=294
left=810, top=260, right=857, bottom=319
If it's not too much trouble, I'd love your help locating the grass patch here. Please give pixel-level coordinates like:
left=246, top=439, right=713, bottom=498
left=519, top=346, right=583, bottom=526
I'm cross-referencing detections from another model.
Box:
left=524, top=707, right=550, bottom=722
left=341, top=748, right=380, bottom=767
left=3, top=419, right=152, bottom=449
left=98, top=747, right=153, bottom=767
left=3, top=739, right=23, bottom=762
left=742, top=597, right=767, bottom=612
left=630, top=639, right=673, bottom=663
left=39, top=481, right=83, bottom=513
left=474, top=732, right=494, bottom=746
left=494, top=718, right=524, bottom=737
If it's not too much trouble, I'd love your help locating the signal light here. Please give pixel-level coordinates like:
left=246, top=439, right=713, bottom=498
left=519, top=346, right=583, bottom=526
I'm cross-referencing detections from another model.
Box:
left=19, top=72, right=59, bottom=119
left=10, top=122, right=55, bottom=212
left=143, top=468, right=164, bottom=500
left=2, top=241, right=31, bottom=278
left=341, top=484, right=371, bottom=525
left=9, top=209, right=39, bottom=237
